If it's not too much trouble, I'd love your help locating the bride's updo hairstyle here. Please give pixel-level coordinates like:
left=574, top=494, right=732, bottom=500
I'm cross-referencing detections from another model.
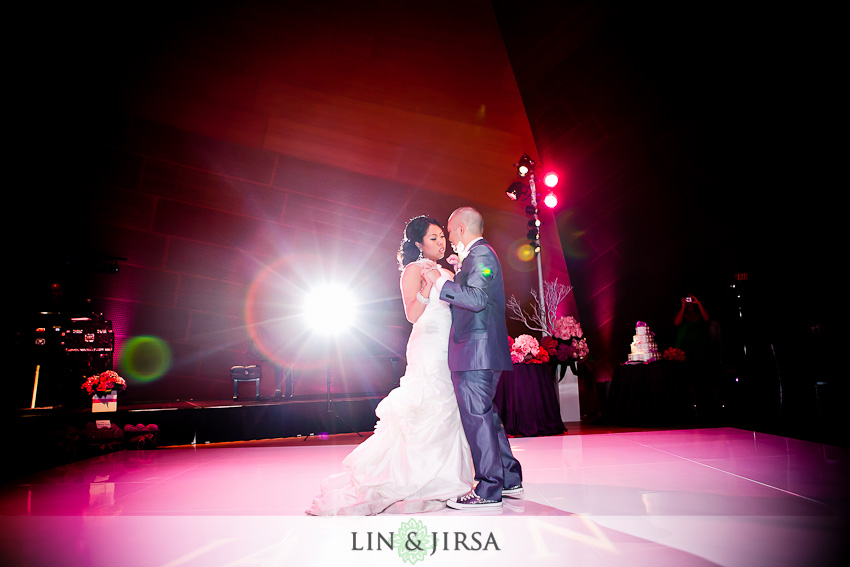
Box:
left=397, top=215, right=443, bottom=270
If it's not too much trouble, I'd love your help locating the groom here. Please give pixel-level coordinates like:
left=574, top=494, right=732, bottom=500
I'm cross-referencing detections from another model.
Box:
left=423, top=207, right=523, bottom=509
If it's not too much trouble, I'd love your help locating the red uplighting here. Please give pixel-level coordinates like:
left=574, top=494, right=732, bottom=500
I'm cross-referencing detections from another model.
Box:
left=543, top=192, right=558, bottom=208
left=543, top=172, right=559, bottom=188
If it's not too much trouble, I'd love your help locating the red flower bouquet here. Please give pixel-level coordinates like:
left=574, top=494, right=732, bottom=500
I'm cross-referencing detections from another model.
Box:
left=662, top=347, right=686, bottom=362
left=82, top=370, right=127, bottom=397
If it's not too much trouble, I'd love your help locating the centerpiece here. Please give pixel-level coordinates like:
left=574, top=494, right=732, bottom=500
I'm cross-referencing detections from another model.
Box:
left=506, top=279, right=589, bottom=377
left=82, top=370, right=127, bottom=413
left=509, top=334, right=550, bottom=364
left=542, top=315, right=589, bottom=376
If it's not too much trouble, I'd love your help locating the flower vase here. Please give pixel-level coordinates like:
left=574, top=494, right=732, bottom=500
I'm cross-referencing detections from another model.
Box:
left=555, top=363, right=580, bottom=422
left=92, top=391, right=118, bottom=413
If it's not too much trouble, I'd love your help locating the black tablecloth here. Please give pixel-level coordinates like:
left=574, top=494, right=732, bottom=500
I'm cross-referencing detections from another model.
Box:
left=494, top=364, right=566, bottom=436
left=603, top=361, right=692, bottom=426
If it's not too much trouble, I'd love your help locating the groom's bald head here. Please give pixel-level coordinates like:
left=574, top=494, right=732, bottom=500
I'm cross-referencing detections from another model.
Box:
left=449, top=207, right=483, bottom=235
left=447, top=207, right=483, bottom=250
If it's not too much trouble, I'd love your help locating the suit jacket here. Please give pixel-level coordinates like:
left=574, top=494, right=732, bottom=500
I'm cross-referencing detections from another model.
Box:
left=439, top=239, right=513, bottom=372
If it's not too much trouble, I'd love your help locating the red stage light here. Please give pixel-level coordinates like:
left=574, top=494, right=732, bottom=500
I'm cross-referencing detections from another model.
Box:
left=543, top=172, right=559, bottom=188
left=543, top=192, right=558, bottom=208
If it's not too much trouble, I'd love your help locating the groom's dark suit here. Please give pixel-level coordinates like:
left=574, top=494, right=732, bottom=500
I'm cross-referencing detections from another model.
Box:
left=439, top=238, right=522, bottom=500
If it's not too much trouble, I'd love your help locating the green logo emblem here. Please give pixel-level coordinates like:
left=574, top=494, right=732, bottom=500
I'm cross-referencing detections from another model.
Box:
left=393, top=518, right=433, bottom=564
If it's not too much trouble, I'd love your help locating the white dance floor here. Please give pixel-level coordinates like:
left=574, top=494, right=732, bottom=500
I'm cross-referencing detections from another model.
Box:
left=1, top=427, right=846, bottom=566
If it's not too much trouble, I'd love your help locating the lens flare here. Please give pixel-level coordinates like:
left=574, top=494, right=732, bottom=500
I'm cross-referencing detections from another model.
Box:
left=120, top=336, right=172, bottom=382
left=303, top=285, right=357, bottom=334
left=516, top=244, right=536, bottom=262
left=245, top=248, right=374, bottom=378
left=505, top=238, right=539, bottom=272
left=245, top=255, right=310, bottom=367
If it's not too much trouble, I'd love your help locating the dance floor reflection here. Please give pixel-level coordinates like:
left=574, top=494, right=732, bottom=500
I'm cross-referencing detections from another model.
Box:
left=0, top=427, right=846, bottom=566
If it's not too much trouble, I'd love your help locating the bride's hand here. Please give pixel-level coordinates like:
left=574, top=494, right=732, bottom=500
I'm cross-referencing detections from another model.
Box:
left=418, top=259, right=438, bottom=271
left=421, top=265, right=442, bottom=286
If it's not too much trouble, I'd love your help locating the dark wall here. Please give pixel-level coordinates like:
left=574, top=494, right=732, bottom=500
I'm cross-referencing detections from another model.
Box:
left=12, top=1, right=572, bottom=405
left=493, top=1, right=835, bottom=421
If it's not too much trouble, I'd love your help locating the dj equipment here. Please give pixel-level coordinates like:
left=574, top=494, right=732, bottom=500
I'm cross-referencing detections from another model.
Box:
left=30, top=316, right=114, bottom=408
left=63, top=319, right=114, bottom=355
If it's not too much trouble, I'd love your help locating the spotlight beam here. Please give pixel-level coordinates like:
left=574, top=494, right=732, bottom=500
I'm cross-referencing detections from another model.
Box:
left=303, top=284, right=357, bottom=335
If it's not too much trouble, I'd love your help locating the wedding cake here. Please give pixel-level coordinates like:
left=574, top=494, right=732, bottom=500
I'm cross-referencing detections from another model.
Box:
left=628, top=322, right=659, bottom=362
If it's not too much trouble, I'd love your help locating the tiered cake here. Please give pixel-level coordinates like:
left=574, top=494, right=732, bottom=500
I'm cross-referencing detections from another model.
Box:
left=628, top=322, right=659, bottom=362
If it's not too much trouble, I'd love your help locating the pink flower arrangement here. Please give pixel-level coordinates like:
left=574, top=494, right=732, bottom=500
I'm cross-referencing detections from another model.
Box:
left=510, top=334, right=536, bottom=363
left=547, top=316, right=590, bottom=364
left=552, top=316, right=583, bottom=341
left=510, top=334, right=550, bottom=364
left=82, top=370, right=127, bottom=396
left=513, top=334, right=539, bottom=356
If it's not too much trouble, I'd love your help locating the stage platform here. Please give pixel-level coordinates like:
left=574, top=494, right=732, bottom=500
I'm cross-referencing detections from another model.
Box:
left=4, top=395, right=384, bottom=481
left=0, top=427, right=846, bottom=566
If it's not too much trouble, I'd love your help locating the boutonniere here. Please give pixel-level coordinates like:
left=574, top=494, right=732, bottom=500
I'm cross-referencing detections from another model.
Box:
left=446, top=254, right=461, bottom=273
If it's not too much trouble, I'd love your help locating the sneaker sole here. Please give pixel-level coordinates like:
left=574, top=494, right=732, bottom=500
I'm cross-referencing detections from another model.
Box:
left=502, top=489, right=524, bottom=499
left=447, top=500, right=503, bottom=510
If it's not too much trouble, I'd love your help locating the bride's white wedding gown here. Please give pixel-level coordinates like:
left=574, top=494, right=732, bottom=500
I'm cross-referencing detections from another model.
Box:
left=306, top=270, right=473, bottom=515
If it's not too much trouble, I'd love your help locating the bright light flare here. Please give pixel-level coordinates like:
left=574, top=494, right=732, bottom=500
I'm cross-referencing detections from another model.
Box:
left=543, top=191, right=558, bottom=208
left=516, top=244, right=536, bottom=262
left=303, top=284, right=357, bottom=334
left=120, top=336, right=172, bottom=382
left=543, top=172, right=559, bottom=188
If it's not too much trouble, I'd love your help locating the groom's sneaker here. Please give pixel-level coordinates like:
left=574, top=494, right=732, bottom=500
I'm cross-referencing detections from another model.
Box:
left=502, top=484, right=524, bottom=499
left=447, top=490, right=502, bottom=510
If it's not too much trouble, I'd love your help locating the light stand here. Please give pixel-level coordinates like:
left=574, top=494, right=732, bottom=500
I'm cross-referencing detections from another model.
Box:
left=302, top=285, right=363, bottom=438
left=515, top=154, right=548, bottom=335
left=324, top=354, right=362, bottom=437
left=527, top=173, right=547, bottom=333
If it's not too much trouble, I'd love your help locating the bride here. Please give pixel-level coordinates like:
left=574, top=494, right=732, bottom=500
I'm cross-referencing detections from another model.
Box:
left=306, top=215, right=473, bottom=515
